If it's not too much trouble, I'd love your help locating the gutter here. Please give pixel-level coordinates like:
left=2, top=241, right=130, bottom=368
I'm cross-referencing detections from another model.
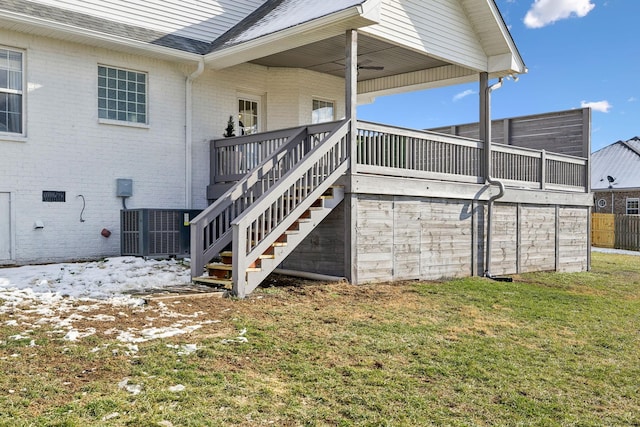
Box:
left=480, top=73, right=511, bottom=281
left=185, top=59, right=205, bottom=209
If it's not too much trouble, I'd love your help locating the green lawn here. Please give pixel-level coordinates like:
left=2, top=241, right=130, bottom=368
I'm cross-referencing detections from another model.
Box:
left=1, top=251, right=639, bottom=426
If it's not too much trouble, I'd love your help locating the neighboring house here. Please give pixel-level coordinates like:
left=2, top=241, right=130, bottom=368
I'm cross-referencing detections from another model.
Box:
left=0, top=0, right=591, bottom=297
left=592, top=137, right=640, bottom=215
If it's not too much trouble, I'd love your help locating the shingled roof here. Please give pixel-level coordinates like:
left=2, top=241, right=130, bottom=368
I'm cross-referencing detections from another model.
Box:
left=0, top=0, right=368, bottom=56
left=208, top=0, right=367, bottom=52
left=0, top=0, right=212, bottom=54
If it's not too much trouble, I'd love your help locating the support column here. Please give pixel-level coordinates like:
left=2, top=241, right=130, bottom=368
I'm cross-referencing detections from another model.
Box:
left=346, top=29, right=358, bottom=171
left=344, top=29, right=358, bottom=284
left=479, top=72, right=489, bottom=179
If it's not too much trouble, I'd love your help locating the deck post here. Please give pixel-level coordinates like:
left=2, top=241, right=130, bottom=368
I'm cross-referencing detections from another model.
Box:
left=345, top=29, right=358, bottom=284
left=479, top=72, right=489, bottom=178
left=346, top=29, right=358, bottom=170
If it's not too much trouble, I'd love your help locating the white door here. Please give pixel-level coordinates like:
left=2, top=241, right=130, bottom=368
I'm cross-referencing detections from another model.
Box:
left=238, top=95, right=262, bottom=169
left=0, top=193, right=11, bottom=261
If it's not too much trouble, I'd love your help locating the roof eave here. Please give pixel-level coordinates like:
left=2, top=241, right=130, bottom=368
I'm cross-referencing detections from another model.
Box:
left=485, top=0, right=527, bottom=76
left=204, top=1, right=381, bottom=70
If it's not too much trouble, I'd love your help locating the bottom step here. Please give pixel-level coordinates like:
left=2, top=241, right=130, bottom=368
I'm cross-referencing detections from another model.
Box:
left=192, top=276, right=233, bottom=288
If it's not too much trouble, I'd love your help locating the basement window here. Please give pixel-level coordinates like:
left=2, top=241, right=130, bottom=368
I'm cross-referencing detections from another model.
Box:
left=98, top=65, right=147, bottom=124
left=626, top=198, right=639, bottom=215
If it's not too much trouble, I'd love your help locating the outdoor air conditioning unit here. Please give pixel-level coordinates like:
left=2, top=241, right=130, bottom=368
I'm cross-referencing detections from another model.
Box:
left=121, top=209, right=202, bottom=258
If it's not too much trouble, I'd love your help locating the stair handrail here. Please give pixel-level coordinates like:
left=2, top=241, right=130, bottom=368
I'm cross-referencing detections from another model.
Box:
left=231, top=119, right=351, bottom=296
left=190, top=121, right=342, bottom=277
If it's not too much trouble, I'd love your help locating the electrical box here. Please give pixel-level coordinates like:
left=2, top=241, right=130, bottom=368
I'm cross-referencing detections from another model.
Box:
left=116, top=179, right=133, bottom=197
left=121, top=209, right=202, bottom=258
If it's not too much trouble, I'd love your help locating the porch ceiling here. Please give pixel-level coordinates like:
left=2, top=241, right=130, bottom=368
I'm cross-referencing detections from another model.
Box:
left=249, top=33, right=449, bottom=82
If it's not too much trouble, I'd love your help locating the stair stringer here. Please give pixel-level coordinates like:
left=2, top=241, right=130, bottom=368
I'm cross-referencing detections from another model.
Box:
left=242, top=185, right=345, bottom=296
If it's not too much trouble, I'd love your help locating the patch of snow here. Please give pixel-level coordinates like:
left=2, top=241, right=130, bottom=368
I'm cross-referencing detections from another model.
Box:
left=0, top=257, right=226, bottom=348
left=101, top=412, right=120, bottom=421
left=221, top=327, right=248, bottom=344
left=118, top=378, right=142, bottom=395
left=167, top=343, right=198, bottom=355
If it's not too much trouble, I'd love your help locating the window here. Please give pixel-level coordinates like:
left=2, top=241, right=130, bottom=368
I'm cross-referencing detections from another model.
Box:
left=0, top=48, right=23, bottom=134
left=312, top=99, right=334, bottom=124
left=626, top=198, right=639, bottom=215
left=98, top=65, right=147, bottom=124
left=238, top=98, right=259, bottom=135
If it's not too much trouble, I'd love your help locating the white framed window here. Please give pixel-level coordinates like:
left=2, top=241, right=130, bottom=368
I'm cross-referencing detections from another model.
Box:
left=238, top=97, right=259, bottom=135
left=98, top=65, right=147, bottom=124
left=0, top=47, right=24, bottom=135
left=312, top=99, right=334, bottom=124
left=626, top=198, right=639, bottom=215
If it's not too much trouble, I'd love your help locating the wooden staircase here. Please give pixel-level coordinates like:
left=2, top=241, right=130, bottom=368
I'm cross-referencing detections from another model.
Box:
left=193, top=186, right=344, bottom=292
left=190, top=120, right=351, bottom=297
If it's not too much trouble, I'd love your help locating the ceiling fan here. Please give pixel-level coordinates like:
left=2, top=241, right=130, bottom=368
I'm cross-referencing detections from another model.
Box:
left=357, top=59, right=384, bottom=71
left=330, top=59, right=384, bottom=72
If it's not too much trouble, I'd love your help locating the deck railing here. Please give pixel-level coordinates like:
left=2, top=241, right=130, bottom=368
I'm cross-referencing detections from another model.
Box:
left=355, top=121, right=588, bottom=192
left=191, top=121, right=344, bottom=278
left=231, top=120, right=351, bottom=295
left=208, top=120, right=588, bottom=194
left=212, top=121, right=340, bottom=183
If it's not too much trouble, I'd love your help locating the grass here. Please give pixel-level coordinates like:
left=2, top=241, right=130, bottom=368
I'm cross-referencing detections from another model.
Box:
left=1, top=251, right=639, bottom=426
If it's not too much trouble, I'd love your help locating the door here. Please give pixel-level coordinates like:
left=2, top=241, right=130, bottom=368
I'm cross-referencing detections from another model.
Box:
left=238, top=95, right=261, bottom=169
left=0, top=193, right=11, bottom=261
left=238, top=97, right=260, bottom=135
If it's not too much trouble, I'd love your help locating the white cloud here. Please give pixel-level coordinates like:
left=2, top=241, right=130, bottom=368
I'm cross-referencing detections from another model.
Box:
left=524, top=0, right=595, bottom=28
left=581, top=100, right=612, bottom=113
left=453, top=89, right=476, bottom=102
left=628, top=97, right=637, bottom=102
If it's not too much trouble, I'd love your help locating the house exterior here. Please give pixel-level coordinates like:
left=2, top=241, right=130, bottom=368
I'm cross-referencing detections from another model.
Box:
left=0, top=0, right=591, bottom=297
left=591, top=137, right=640, bottom=215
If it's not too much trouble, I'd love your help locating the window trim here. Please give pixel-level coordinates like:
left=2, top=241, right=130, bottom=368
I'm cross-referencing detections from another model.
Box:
left=626, top=197, right=639, bottom=215
left=97, top=64, right=148, bottom=126
left=0, top=46, right=26, bottom=138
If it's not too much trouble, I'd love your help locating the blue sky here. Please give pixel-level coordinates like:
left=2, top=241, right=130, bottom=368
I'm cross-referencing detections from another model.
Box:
left=357, top=0, right=639, bottom=153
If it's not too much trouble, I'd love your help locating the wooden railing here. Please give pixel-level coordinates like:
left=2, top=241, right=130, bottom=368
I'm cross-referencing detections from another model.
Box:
left=355, top=121, right=588, bottom=192
left=231, top=120, right=351, bottom=295
left=211, top=121, right=340, bottom=183
left=191, top=121, right=344, bottom=278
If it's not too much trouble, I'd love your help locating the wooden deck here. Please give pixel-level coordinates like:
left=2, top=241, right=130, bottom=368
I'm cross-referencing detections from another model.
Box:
left=192, top=119, right=591, bottom=297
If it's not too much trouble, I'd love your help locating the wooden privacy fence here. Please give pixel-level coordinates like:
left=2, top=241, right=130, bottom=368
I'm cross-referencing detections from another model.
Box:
left=591, top=213, right=640, bottom=251
left=591, top=213, right=615, bottom=248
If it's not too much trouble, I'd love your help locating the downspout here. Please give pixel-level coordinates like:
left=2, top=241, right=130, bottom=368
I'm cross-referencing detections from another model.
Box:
left=480, top=72, right=507, bottom=279
left=185, top=59, right=205, bottom=209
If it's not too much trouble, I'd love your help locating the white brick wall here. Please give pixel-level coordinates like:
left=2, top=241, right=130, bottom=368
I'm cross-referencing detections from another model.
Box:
left=190, top=65, right=345, bottom=208
left=1, top=31, right=188, bottom=263
left=0, top=30, right=346, bottom=263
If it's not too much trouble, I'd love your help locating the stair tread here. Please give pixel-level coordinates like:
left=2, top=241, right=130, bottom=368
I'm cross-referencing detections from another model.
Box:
left=217, top=252, right=276, bottom=260
left=206, top=262, right=261, bottom=272
left=193, top=276, right=232, bottom=287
